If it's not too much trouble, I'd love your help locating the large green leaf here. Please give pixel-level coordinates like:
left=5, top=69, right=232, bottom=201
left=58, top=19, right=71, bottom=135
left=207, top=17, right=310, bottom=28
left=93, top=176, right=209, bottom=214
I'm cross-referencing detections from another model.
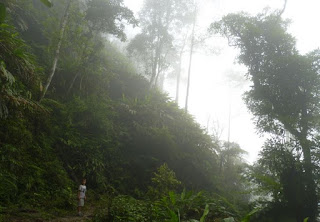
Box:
left=40, top=0, right=53, bottom=7
left=200, top=204, right=209, bottom=222
left=241, top=208, right=260, bottom=222
left=0, top=3, right=6, bottom=23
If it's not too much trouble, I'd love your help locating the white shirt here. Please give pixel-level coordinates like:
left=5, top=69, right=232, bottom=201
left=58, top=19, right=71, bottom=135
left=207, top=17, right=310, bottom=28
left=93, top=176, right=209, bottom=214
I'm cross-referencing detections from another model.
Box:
left=78, top=184, right=86, bottom=199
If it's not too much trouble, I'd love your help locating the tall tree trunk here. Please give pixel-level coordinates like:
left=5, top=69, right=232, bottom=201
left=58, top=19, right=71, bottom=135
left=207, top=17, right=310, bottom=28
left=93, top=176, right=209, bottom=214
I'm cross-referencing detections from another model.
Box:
left=150, top=36, right=161, bottom=87
left=176, top=53, right=182, bottom=103
left=299, top=108, right=317, bottom=221
left=155, top=44, right=171, bottom=88
left=300, top=138, right=317, bottom=221
left=185, top=10, right=196, bottom=112
left=176, top=33, right=188, bottom=103
left=284, top=115, right=317, bottom=220
left=150, top=52, right=157, bottom=86
left=285, top=107, right=317, bottom=220
left=39, top=0, right=72, bottom=102
left=154, top=48, right=162, bottom=87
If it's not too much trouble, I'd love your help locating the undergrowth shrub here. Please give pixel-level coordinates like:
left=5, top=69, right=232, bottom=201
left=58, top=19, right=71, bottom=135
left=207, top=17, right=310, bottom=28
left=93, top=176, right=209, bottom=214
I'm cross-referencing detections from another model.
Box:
left=109, top=195, right=150, bottom=222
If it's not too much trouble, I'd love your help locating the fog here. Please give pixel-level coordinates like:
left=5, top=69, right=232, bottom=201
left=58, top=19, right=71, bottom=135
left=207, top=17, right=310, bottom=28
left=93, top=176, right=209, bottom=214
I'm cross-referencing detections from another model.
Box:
left=3, top=0, right=320, bottom=220
left=123, top=0, right=320, bottom=163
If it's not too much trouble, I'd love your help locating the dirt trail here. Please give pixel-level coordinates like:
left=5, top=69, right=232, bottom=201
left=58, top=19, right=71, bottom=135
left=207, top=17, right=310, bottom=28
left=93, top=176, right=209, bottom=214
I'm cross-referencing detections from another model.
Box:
left=49, top=214, right=93, bottom=222
left=7, top=205, right=96, bottom=222
left=49, top=206, right=95, bottom=222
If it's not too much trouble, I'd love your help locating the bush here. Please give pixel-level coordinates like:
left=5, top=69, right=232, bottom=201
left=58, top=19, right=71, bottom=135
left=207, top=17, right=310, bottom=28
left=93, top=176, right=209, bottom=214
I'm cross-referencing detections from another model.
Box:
left=109, top=195, right=151, bottom=222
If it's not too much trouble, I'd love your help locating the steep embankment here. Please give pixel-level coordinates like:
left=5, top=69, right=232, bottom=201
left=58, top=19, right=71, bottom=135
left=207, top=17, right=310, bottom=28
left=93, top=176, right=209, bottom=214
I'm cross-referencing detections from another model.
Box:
left=0, top=1, right=250, bottom=221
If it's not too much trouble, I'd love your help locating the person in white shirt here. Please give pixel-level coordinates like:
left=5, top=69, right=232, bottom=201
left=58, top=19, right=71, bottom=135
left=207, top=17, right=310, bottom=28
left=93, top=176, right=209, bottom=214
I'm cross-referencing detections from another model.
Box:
left=77, top=178, right=87, bottom=216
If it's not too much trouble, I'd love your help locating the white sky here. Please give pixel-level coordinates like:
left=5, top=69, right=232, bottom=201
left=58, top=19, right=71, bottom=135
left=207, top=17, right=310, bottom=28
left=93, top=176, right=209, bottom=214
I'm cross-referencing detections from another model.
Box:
left=123, top=0, right=320, bottom=163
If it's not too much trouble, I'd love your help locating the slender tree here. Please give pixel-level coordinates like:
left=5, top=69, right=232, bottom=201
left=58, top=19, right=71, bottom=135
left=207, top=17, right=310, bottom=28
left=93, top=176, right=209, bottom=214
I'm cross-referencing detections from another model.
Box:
left=40, top=0, right=72, bottom=101
left=184, top=7, right=196, bottom=111
left=175, top=32, right=188, bottom=103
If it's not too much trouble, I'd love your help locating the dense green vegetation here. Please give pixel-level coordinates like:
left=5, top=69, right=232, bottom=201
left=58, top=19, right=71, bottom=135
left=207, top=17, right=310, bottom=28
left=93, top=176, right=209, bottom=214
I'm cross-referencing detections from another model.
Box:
left=0, top=0, right=249, bottom=221
left=1, top=0, right=320, bottom=222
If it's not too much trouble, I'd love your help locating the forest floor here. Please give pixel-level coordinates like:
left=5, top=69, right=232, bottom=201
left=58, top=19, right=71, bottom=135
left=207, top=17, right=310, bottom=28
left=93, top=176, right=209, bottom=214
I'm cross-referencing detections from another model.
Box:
left=49, top=205, right=95, bottom=222
left=3, top=203, right=97, bottom=222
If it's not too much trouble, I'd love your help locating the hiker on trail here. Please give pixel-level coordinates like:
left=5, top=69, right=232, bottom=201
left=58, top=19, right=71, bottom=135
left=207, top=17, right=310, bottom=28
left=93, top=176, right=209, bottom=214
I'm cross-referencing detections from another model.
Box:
left=78, top=178, right=87, bottom=216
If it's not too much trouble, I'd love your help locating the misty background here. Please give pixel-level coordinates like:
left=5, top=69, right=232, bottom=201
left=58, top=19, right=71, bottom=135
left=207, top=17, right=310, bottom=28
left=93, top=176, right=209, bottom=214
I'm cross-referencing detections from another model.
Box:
left=122, top=0, right=320, bottom=163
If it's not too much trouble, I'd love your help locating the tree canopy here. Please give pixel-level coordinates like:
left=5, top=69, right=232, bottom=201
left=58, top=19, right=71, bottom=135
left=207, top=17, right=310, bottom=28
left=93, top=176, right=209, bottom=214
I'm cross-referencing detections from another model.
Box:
left=212, top=11, right=320, bottom=221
